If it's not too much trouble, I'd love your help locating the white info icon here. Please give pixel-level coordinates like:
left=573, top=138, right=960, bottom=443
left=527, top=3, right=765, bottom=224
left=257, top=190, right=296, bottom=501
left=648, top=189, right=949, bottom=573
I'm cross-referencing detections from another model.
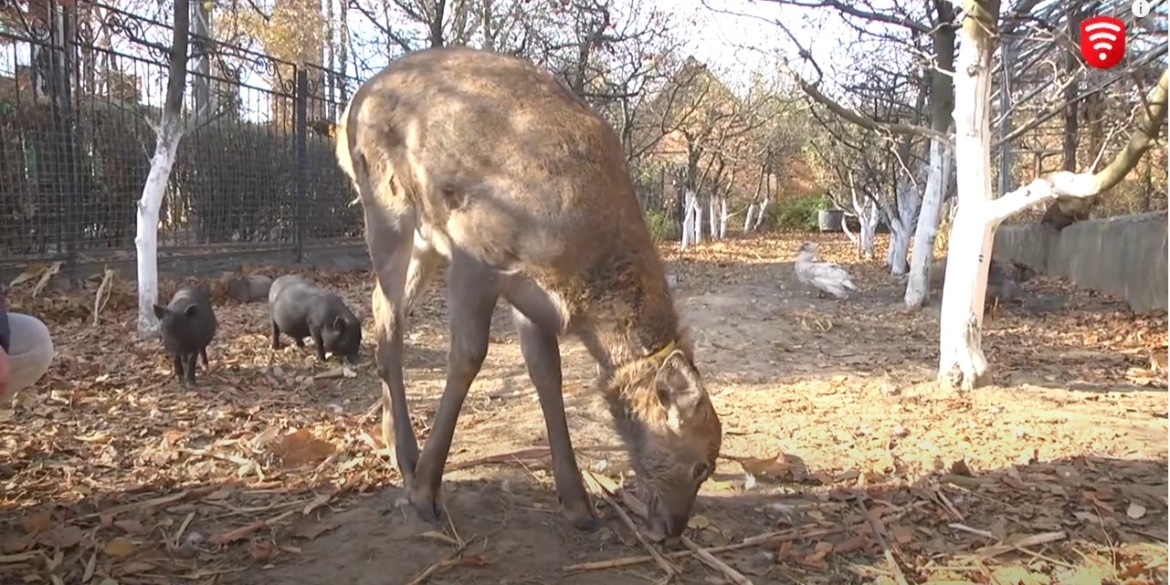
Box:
left=1132, top=0, right=1151, bottom=17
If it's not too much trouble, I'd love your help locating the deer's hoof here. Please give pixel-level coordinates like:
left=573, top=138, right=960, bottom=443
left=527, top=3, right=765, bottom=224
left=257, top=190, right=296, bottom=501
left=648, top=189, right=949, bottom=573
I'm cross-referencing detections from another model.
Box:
left=409, top=489, right=444, bottom=525
left=569, top=511, right=602, bottom=533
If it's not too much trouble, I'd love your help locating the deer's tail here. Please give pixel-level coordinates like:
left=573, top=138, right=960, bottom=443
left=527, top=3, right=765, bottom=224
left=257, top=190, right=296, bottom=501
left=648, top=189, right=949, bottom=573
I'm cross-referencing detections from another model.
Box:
left=332, top=98, right=361, bottom=206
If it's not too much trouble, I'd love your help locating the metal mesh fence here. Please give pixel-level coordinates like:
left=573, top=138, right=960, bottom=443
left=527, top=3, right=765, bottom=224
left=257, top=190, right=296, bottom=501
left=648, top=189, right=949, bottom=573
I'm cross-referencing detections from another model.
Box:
left=0, top=1, right=362, bottom=265
left=991, top=0, right=1169, bottom=224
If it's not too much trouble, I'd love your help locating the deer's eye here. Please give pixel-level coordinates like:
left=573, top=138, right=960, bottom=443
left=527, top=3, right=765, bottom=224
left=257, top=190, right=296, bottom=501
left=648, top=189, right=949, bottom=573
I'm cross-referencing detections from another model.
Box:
left=692, top=462, right=712, bottom=482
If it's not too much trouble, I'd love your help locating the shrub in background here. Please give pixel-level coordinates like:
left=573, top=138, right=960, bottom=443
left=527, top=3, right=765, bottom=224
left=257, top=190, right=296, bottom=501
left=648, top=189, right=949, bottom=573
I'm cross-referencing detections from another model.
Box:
left=767, top=193, right=828, bottom=231
left=644, top=208, right=676, bottom=242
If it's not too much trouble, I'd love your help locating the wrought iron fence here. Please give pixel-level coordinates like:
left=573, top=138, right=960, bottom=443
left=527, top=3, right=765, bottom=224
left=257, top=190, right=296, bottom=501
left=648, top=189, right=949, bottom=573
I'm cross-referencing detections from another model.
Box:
left=0, top=0, right=362, bottom=265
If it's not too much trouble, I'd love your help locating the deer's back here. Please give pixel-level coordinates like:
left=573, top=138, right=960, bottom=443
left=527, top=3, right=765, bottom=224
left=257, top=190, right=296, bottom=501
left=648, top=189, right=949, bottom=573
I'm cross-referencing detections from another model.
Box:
left=346, top=47, right=655, bottom=279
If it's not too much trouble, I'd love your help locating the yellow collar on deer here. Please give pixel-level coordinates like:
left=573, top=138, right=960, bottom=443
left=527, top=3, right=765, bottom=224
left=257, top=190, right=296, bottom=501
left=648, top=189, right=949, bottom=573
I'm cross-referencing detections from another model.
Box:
left=648, top=340, right=677, bottom=362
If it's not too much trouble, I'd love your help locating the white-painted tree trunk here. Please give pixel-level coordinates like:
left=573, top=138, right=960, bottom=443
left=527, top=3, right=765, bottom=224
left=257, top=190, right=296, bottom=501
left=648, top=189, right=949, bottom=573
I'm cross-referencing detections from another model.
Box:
left=693, top=197, right=703, bottom=243
left=937, top=9, right=1166, bottom=390
left=848, top=171, right=880, bottom=259
left=887, top=224, right=911, bottom=274
left=743, top=204, right=755, bottom=232
left=858, top=201, right=879, bottom=259
left=886, top=227, right=896, bottom=266
left=840, top=212, right=858, bottom=245
left=887, top=174, right=920, bottom=274
left=753, top=197, right=769, bottom=230
left=707, top=196, right=718, bottom=240
left=681, top=190, right=696, bottom=249
left=905, top=138, right=955, bottom=307
left=937, top=17, right=996, bottom=390
left=136, top=116, right=184, bottom=337
left=719, top=198, right=728, bottom=239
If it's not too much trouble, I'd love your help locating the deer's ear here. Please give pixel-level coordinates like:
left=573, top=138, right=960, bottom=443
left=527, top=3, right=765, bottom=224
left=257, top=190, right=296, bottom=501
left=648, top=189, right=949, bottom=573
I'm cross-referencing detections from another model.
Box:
left=654, top=353, right=704, bottom=430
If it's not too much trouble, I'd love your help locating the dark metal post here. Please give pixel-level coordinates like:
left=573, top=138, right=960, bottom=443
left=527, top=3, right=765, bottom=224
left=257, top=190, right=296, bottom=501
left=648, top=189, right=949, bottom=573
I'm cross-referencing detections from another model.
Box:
left=294, top=68, right=308, bottom=263
left=997, top=36, right=1014, bottom=197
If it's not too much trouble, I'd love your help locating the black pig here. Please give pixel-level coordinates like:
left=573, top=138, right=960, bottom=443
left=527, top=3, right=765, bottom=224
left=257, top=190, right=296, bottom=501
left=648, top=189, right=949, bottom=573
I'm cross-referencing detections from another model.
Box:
left=269, top=275, right=362, bottom=363
left=153, top=285, right=218, bottom=386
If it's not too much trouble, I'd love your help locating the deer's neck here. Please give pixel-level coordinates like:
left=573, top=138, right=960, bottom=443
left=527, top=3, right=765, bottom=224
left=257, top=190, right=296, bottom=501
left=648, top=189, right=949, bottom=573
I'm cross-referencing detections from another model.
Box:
left=579, top=285, right=680, bottom=383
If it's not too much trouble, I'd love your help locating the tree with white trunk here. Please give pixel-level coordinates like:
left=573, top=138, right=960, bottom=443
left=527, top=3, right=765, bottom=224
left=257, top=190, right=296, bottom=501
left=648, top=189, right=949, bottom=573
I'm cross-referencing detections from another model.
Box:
left=840, top=171, right=884, bottom=260
left=718, top=197, right=729, bottom=239
left=938, top=0, right=1168, bottom=390
left=808, top=113, right=920, bottom=262
left=708, top=195, right=719, bottom=240
left=681, top=190, right=699, bottom=249
left=753, top=0, right=955, bottom=287
left=712, top=0, right=1164, bottom=310
left=136, top=0, right=192, bottom=337
left=805, top=99, right=901, bottom=266
left=904, top=137, right=955, bottom=306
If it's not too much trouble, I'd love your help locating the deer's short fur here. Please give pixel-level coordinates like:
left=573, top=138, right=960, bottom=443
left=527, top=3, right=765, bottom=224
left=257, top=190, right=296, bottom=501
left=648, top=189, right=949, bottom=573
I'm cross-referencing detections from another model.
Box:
left=331, top=46, right=722, bottom=540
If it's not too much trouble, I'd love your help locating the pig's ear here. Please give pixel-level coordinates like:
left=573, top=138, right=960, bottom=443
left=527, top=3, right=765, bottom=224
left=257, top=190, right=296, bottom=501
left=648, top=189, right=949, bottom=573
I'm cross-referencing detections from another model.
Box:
left=333, top=315, right=346, bottom=331
left=152, top=304, right=168, bottom=320
left=183, top=305, right=198, bottom=317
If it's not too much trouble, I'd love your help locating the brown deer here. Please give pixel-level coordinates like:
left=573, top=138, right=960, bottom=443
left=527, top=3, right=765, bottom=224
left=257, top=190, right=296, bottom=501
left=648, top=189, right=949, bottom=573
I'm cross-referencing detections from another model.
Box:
left=327, top=46, right=722, bottom=541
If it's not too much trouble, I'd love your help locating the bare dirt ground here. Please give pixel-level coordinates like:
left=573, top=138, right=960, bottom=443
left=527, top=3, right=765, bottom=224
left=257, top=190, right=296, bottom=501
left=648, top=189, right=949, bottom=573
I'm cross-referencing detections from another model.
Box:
left=1, top=233, right=1166, bottom=585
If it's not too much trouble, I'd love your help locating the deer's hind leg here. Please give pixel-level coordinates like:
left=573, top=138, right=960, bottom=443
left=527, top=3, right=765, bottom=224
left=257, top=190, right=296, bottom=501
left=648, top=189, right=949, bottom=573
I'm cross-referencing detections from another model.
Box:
left=408, top=249, right=502, bottom=524
left=372, top=237, right=442, bottom=476
left=364, top=194, right=425, bottom=488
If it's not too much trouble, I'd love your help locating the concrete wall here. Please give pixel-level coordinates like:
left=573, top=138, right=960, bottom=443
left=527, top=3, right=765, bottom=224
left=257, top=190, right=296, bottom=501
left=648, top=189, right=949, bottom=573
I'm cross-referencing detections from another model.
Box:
left=0, top=243, right=373, bottom=292
left=995, top=211, right=1167, bottom=313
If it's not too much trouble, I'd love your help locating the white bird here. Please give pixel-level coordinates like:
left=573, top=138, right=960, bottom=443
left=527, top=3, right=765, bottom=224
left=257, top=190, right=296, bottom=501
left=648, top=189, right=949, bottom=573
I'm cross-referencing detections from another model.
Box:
left=794, top=242, right=858, bottom=300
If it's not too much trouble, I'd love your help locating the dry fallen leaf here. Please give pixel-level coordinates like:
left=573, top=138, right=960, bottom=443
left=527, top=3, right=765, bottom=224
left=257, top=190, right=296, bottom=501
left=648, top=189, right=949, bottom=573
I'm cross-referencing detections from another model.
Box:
left=702, top=479, right=738, bottom=493
left=990, top=565, right=1052, bottom=585
left=891, top=525, right=914, bottom=545
left=302, top=492, right=333, bottom=516
left=834, top=534, right=869, bottom=554
left=205, top=487, right=234, bottom=501
left=249, top=541, right=275, bottom=562
left=103, top=538, right=135, bottom=557
left=115, top=561, right=155, bottom=577
left=314, top=367, right=357, bottom=380
left=687, top=514, right=711, bottom=530
left=38, top=526, right=85, bottom=549
left=273, top=429, right=336, bottom=467
left=0, top=552, right=37, bottom=564
left=738, top=452, right=807, bottom=481
left=210, top=522, right=264, bottom=545
left=251, top=427, right=282, bottom=449
left=776, top=540, right=794, bottom=562
left=739, top=454, right=790, bottom=476
left=0, top=537, right=30, bottom=555
left=836, top=468, right=861, bottom=482
left=112, top=520, right=146, bottom=535
left=1127, top=502, right=1148, bottom=520
left=291, top=519, right=341, bottom=541
left=22, top=512, right=52, bottom=535
left=800, top=541, right=834, bottom=568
